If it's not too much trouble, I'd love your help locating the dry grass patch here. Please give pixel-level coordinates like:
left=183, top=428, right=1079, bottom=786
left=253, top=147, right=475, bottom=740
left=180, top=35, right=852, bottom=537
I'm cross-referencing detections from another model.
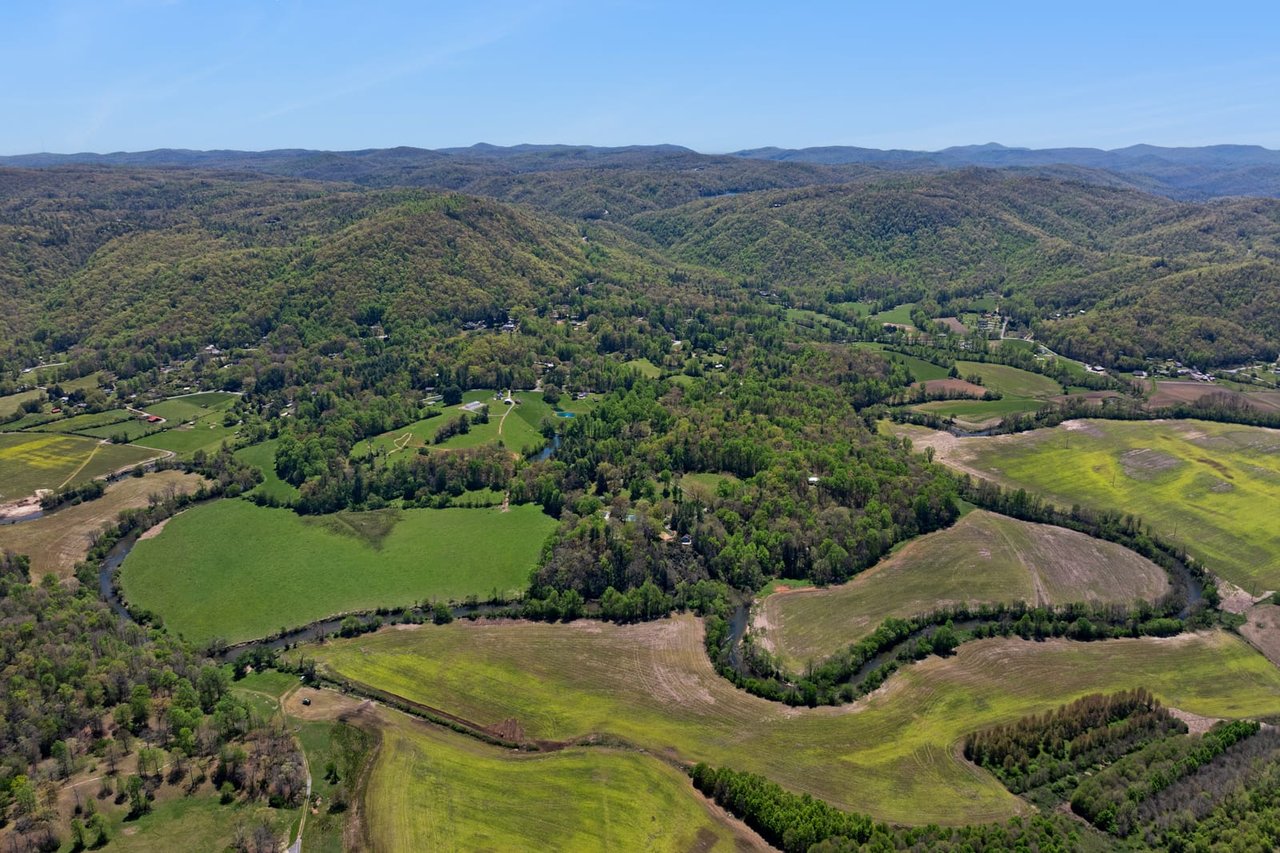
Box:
left=755, top=510, right=1170, bottom=668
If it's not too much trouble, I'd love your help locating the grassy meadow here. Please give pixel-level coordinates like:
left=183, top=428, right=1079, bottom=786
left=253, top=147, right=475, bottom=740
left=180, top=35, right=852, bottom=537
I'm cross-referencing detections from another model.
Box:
left=0, top=433, right=161, bottom=500
left=364, top=713, right=750, bottom=851
left=120, top=499, right=557, bottom=643
left=303, top=617, right=1280, bottom=826
left=924, top=419, right=1280, bottom=592
left=234, top=439, right=300, bottom=503
left=0, top=389, right=44, bottom=418
left=756, top=510, right=1171, bottom=668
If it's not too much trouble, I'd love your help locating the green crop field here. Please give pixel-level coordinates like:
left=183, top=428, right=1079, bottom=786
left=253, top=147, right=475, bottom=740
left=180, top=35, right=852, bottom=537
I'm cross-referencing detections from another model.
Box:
left=303, top=617, right=1280, bottom=826
left=134, top=422, right=239, bottom=458
left=120, top=499, right=557, bottom=643
left=921, top=419, right=1280, bottom=591
left=755, top=510, right=1171, bottom=668
left=0, top=433, right=161, bottom=500
left=364, top=713, right=748, bottom=851
left=234, top=439, right=300, bottom=503
left=955, top=361, right=1062, bottom=398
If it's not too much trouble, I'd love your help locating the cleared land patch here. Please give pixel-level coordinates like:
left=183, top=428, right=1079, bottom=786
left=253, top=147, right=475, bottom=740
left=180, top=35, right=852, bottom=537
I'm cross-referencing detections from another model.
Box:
left=914, top=378, right=987, bottom=398
left=0, top=433, right=161, bottom=500
left=304, top=617, right=1280, bottom=826
left=120, top=499, right=557, bottom=643
left=898, top=419, right=1280, bottom=591
left=1150, top=380, right=1280, bottom=413
left=755, top=510, right=1171, bottom=668
left=0, top=470, right=204, bottom=578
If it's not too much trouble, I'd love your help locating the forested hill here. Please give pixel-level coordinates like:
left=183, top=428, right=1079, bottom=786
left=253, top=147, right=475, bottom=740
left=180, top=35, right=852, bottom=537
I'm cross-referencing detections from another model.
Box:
left=735, top=142, right=1280, bottom=200
left=7, top=141, right=1280, bottom=204
left=0, top=167, right=742, bottom=376
left=5, top=162, right=1280, bottom=369
left=0, top=146, right=870, bottom=219
left=627, top=171, right=1280, bottom=366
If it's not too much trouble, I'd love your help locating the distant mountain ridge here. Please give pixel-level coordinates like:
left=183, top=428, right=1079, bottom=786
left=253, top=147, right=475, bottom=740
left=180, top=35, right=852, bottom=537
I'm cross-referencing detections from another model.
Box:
left=5, top=142, right=1280, bottom=201
left=734, top=143, right=1280, bottom=199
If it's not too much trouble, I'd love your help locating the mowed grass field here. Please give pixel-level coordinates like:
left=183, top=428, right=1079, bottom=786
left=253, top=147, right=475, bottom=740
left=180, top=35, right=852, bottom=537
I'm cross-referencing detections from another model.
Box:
left=913, top=419, right=1280, bottom=592
left=304, top=617, right=1280, bottom=826
left=353, top=390, right=558, bottom=460
left=364, top=713, right=753, bottom=851
left=0, top=433, right=161, bottom=500
left=234, top=439, right=300, bottom=503
left=0, top=389, right=44, bottom=418
left=120, top=499, right=557, bottom=643
left=755, top=510, right=1171, bottom=668
left=0, top=470, right=205, bottom=578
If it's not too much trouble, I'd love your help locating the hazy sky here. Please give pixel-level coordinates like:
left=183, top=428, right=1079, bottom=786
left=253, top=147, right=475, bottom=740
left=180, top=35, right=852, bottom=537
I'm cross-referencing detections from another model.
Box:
left=3, top=0, right=1278, bottom=154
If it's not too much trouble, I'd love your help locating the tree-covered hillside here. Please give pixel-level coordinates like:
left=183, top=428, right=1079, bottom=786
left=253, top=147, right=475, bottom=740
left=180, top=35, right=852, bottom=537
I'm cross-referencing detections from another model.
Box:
left=627, top=171, right=1280, bottom=365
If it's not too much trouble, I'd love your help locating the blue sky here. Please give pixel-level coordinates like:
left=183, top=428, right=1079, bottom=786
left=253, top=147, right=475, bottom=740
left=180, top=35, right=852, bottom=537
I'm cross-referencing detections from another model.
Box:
left=2, top=0, right=1278, bottom=154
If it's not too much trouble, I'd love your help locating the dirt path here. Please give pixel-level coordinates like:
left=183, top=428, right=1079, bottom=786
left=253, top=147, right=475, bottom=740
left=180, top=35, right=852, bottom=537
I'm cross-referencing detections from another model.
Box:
left=896, top=428, right=996, bottom=482
left=57, top=440, right=105, bottom=490
left=496, top=394, right=515, bottom=436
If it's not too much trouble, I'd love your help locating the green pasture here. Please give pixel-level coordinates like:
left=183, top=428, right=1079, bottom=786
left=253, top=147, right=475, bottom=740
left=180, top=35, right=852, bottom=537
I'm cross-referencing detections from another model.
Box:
left=955, top=361, right=1061, bottom=398
left=913, top=396, right=1046, bottom=423
left=33, top=408, right=133, bottom=434
left=134, top=423, right=238, bottom=458
left=234, top=439, right=300, bottom=503
left=855, top=343, right=949, bottom=383
left=354, top=390, right=556, bottom=459
left=871, top=302, right=917, bottom=326
left=304, top=618, right=1280, bottom=826
left=0, top=389, right=44, bottom=418
left=120, top=499, right=557, bottom=643
left=624, top=357, right=662, bottom=378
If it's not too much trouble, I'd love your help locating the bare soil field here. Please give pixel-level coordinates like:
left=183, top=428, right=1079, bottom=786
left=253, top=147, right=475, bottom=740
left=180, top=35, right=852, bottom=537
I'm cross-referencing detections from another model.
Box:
left=0, top=470, right=204, bottom=578
left=1150, top=380, right=1280, bottom=413
left=1240, top=603, right=1280, bottom=669
left=914, top=378, right=988, bottom=398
